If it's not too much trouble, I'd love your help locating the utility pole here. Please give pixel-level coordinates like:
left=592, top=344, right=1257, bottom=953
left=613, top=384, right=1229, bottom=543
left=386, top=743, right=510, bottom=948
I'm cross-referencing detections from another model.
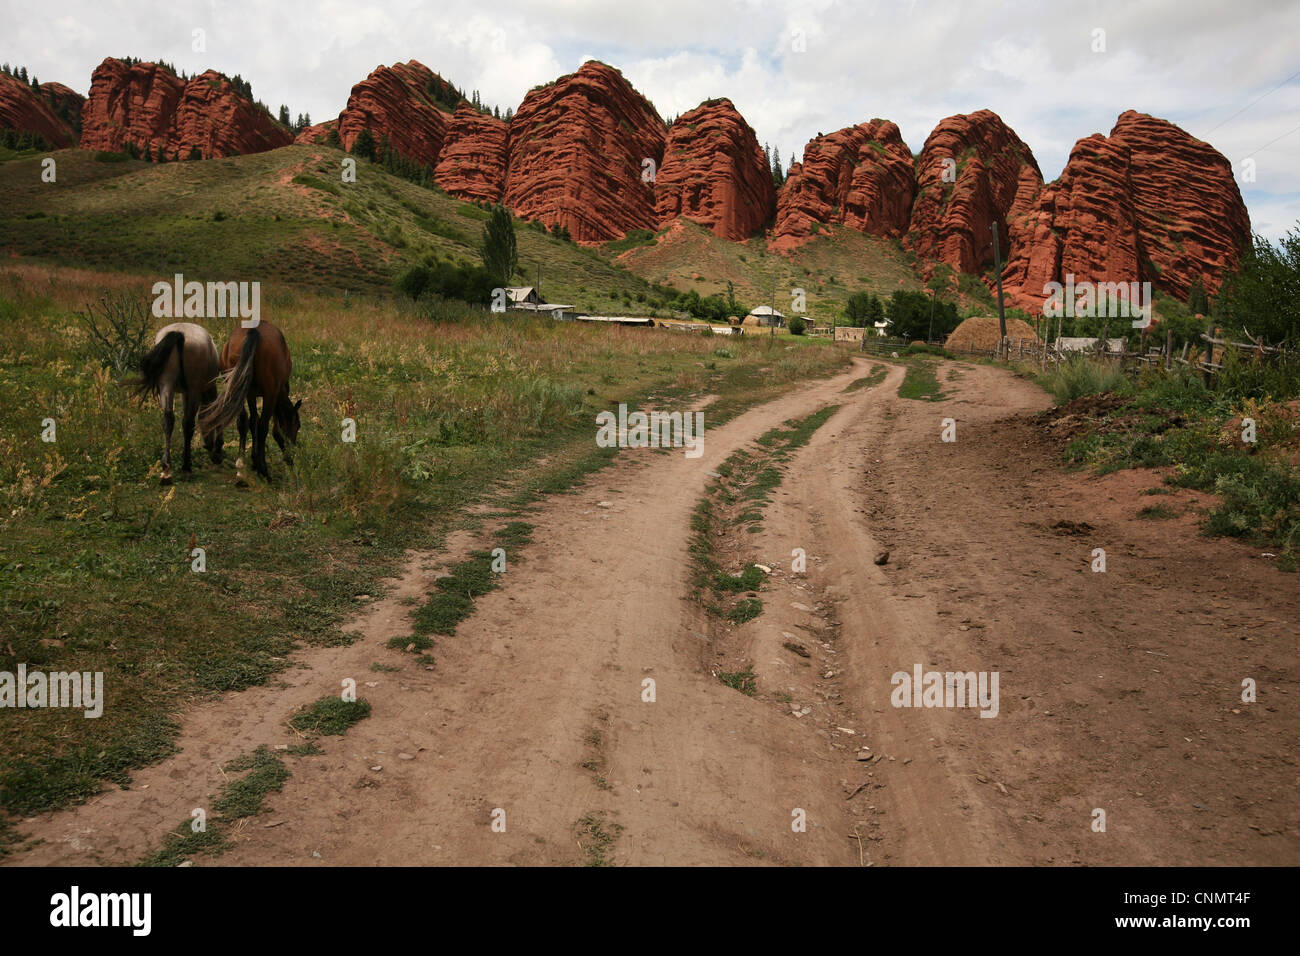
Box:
left=991, top=221, right=1007, bottom=357
left=768, top=277, right=776, bottom=346
left=927, top=289, right=936, bottom=344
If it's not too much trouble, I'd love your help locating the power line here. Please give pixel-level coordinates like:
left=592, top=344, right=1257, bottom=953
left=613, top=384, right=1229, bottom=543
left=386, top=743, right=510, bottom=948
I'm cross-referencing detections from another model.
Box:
left=1244, top=120, right=1300, bottom=157
left=1201, top=66, right=1300, bottom=138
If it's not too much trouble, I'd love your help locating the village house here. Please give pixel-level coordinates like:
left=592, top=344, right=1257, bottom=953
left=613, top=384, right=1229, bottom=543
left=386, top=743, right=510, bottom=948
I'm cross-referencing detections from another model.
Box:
left=742, top=304, right=786, bottom=328
left=504, top=286, right=575, bottom=320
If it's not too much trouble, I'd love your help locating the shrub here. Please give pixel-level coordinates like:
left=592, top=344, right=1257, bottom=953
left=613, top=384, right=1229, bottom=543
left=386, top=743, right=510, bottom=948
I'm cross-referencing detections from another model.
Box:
left=1043, top=356, right=1130, bottom=404
left=395, top=264, right=432, bottom=301
left=787, top=316, right=806, bottom=336
left=72, top=292, right=153, bottom=377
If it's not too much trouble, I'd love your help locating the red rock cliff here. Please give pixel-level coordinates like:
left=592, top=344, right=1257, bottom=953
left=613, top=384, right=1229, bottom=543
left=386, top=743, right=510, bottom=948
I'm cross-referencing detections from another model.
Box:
left=79, top=58, right=291, bottom=158
left=1002, top=111, right=1250, bottom=310
left=772, top=120, right=915, bottom=251
left=0, top=72, right=80, bottom=147
left=655, top=98, right=774, bottom=242
left=906, top=109, right=1043, bottom=274
left=434, top=103, right=508, bottom=202
left=337, top=60, right=455, bottom=167
left=504, top=61, right=664, bottom=243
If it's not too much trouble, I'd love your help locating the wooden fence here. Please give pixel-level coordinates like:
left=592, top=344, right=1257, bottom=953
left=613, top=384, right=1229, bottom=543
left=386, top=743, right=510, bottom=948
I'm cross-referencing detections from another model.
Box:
left=849, top=330, right=1294, bottom=379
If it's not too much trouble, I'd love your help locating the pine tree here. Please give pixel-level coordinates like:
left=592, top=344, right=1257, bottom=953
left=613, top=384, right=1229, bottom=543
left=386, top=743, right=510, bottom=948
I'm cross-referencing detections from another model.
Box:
left=1187, top=277, right=1210, bottom=316
left=481, top=204, right=518, bottom=286
left=351, top=128, right=377, bottom=161
left=18, top=66, right=27, bottom=83
left=772, top=146, right=783, bottom=185
left=504, top=107, right=513, bottom=122
left=278, top=104, right=290, bottom=126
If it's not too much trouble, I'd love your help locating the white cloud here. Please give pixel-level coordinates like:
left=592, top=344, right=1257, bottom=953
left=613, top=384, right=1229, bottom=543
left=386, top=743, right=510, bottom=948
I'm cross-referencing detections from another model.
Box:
left=3, top=0, right=1296, bottom=239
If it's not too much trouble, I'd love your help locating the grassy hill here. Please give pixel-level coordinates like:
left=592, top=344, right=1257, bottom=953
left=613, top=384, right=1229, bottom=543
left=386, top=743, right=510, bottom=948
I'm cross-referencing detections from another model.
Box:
left=612, top=219, right=926, bottom=322
left=0, top=146, right=672, bottom=312
left=0, top=144, right=951, bottom=320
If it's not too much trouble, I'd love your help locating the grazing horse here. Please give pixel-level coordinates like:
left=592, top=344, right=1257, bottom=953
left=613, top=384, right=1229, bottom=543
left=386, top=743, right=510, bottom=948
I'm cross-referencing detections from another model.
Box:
left=134, top=322, right=224, bottom=483
left=199, top=321, right=301, bottom=480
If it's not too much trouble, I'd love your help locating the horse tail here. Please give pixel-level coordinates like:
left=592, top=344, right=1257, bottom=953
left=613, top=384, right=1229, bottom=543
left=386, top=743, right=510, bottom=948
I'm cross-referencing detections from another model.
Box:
left=132, top=330, right=185, bottom=397
left=199, top=326, right=259, bottom=434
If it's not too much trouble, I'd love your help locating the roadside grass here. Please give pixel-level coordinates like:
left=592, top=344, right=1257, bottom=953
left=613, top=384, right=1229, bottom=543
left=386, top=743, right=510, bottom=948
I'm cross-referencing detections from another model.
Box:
left=1048, top=363, right=1300, bottom=569
left=140, top=695, right=369, bottom=866
left=1137, top=503, right=1178, bottom=520
left=137, top=744, right=291, bottom=867
left=1041, top=355, right=1131, bottom=403
left=0, top=261, right=847, bottom=844
left=897, top=359, right=947, bottom=401
left=843, top=364, right=887, bottom=392
left=287, top=696, right=372, bottom=736
left=574, top=811, right=623, bottom=867
left=402, top=521, right=533, bottom=647
left=689, top=405, right=840, bottom=651
left=717, top=666, right=757, bottom=695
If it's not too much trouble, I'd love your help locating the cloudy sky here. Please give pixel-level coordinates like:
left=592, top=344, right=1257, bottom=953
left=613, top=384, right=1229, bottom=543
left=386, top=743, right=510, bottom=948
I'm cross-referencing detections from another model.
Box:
left=6, top=0, right=1298, bottom=242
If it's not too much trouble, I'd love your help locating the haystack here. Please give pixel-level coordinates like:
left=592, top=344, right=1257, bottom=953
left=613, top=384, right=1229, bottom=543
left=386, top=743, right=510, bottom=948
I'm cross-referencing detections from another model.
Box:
left=945, top=316, right=1040, bottom=352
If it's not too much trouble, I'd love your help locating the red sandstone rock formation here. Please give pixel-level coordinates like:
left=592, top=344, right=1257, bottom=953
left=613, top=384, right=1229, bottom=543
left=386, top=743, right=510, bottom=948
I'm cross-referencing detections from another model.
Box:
left=0, top=72, right=80, bottom=147
left=504, top=61, right=664, bottom=243
left=1002, top=111, right=1251, bottom=310
left=1002, top=133, right=1141, bottom=312
left=771, top=120, right=915, bottom=251
left=79, top=58, right=291, bottom=159
left=906, top=109, right=1043, bottom=274
left=294, top=120, right=337, bottom=145
left=655, top=98, right=774, bottom=241
left=434, top=103, right=508, bottom=202
left=336, top=60, right=455, bottom=167
left=1111, top=110, right=1250, bottom=299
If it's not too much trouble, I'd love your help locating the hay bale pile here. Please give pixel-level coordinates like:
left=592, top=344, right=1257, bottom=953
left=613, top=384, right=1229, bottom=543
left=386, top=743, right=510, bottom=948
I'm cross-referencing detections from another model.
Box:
left=945, top=316, right=1040, bottom=352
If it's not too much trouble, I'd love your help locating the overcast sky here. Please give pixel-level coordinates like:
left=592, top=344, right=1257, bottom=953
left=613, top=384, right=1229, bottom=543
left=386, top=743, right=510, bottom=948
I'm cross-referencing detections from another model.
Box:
left=5, top=0, right=1298, bottom=242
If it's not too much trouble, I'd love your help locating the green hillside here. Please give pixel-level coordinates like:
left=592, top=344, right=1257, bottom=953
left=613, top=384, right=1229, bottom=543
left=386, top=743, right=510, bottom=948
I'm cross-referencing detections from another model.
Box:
left=0, top=144, right=948, bottom=320
left=0, top=146, right=670, bottom=312
left=611, top=219, right=926, bottom=322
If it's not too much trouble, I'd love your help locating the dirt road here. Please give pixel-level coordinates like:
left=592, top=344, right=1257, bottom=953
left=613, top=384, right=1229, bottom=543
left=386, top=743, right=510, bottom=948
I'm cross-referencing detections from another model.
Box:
left=12, top=357, right=1298, bottom=866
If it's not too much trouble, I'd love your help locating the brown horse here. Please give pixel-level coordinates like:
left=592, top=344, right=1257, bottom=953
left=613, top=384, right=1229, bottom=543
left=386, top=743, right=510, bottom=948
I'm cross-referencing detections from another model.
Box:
left=199, top=321, right=301, bottom=480
left=133, top=322, right=225, bottom=483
